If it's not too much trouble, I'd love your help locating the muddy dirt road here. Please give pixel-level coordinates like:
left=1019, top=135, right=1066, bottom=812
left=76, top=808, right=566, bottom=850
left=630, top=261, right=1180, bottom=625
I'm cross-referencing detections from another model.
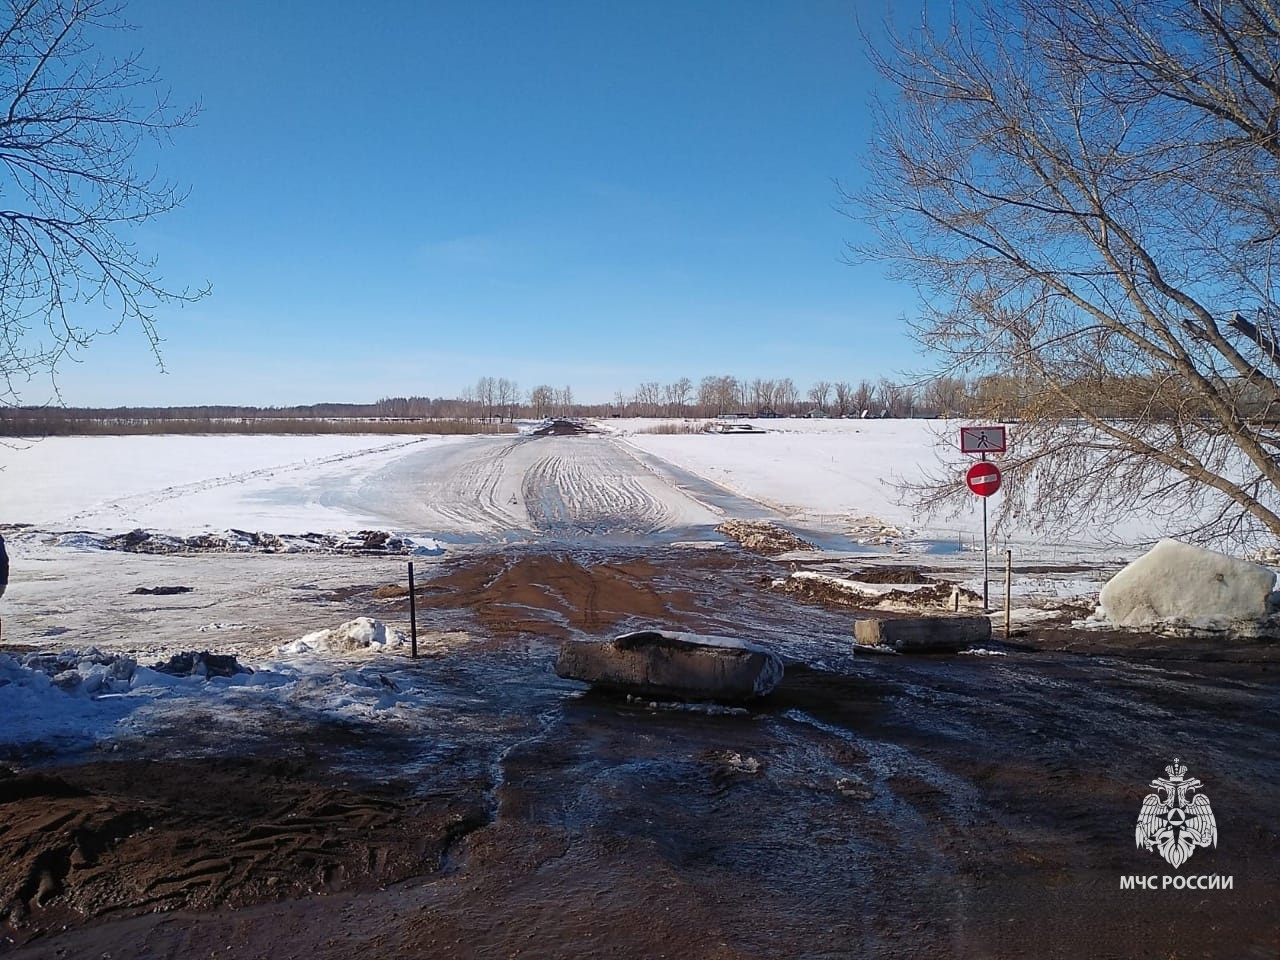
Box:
left=3, top=548, right=1277, bottom=959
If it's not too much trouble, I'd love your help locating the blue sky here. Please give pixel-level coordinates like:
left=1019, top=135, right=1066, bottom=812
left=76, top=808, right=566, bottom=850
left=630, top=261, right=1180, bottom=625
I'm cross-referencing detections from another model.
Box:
left=55, top=0, right=918, bottom=406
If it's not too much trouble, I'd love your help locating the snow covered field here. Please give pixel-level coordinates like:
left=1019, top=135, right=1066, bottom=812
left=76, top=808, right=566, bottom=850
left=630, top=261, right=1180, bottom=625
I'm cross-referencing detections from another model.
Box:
left=0, top=420, right=1232, bottom=758
left=0, top=434, right=472, bottom=533
left=1, top=419, right=1191, bottom=553
left=613, top=417, right=1188, bottom=557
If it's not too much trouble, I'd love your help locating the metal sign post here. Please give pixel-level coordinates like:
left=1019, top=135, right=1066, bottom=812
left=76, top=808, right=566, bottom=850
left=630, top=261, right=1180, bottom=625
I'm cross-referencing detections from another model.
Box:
left=962, top=431, right=1005, bottom=613
left=983, top=463, right=989, bottom=610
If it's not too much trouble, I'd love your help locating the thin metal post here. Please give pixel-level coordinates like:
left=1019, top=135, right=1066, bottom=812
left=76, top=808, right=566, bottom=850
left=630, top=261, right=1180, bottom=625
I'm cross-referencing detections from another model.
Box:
left=1004, top=549, right=1012, bottom=640
left=981, top=455, right=990, bottom=612
left=408, top=561, right=418, bottom=659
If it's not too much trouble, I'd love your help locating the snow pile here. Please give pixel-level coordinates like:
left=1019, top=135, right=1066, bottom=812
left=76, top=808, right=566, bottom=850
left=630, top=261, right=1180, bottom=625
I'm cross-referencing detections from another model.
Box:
left=0, top=652, right=138, bottom=751
left=409, top=537, right=446, bottom=556
left=15, top=648, right=139, bottom=695
left=1099, top=540, right=1278, bottom=628
left=70, top=527, right=441, bottom=556
left=281, top=617, right=408, bottom=656
left=0, top=639, right=430, bottom=757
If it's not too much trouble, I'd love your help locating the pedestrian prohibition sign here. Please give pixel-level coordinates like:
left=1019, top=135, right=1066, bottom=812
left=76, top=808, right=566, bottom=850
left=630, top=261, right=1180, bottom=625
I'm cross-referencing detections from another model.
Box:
left=966, top=461, right=1002, bottom=497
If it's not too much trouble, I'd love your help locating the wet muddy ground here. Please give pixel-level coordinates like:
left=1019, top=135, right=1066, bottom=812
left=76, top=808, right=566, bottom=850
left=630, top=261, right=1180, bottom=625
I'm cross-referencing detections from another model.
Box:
left=3, top=547, right=1279, bottom=959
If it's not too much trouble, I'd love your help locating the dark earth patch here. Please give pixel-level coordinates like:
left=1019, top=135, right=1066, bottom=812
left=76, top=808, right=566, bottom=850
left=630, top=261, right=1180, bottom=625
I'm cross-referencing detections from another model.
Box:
left=2, top=549, right=1277, bottom=958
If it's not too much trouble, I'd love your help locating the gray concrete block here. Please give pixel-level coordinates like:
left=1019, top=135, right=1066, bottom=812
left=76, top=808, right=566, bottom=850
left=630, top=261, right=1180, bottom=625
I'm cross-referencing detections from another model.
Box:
left=556, top=630, right=783, bottom=701
left=854, top=615, right=990, bottom=653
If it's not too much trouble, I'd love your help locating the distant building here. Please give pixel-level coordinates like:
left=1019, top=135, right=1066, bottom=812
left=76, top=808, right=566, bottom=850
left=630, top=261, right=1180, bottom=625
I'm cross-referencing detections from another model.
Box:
left=806, top=408, right=829, bottom=418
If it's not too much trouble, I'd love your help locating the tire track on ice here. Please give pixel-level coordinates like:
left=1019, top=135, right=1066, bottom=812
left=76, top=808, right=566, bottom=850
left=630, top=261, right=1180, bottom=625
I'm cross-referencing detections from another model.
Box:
left=54, top=438, right=435, bottom=529
left=414, top=438, right=532, bottom=534
left=521, top=442, right=675, bottom=536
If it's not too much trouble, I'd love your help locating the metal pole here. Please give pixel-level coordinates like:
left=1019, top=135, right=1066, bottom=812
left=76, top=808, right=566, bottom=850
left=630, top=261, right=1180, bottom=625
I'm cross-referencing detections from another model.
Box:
left=408, top=561, right=418, bottom=659
left=1004, top=549, right=1012, bottom=640
left=981, top=454, right=990, bottom=612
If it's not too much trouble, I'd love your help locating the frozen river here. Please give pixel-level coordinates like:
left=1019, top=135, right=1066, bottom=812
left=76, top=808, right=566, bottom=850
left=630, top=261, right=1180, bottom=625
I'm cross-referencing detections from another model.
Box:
left=307, top=434, right=732, bottom=540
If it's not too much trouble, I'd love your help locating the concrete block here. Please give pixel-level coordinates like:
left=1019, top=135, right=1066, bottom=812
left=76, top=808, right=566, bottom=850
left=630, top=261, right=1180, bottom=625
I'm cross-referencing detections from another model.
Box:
left=556, top=630, right=783, bottom=701
left=854, top=615, right=990, bottom=653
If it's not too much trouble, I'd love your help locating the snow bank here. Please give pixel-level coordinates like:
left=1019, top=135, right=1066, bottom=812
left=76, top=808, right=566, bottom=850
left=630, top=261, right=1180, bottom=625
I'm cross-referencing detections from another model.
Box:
left=1099, top=539, right=1278, bottom=628
left=44, top=528, right=445, bottom=557
left=0, top=434, right=471, bottom=535
left=0, top=630, right=434, bottom=756
left=281, top=617, right=407, bottom=656
left=15, top=648, right=139, bottom=694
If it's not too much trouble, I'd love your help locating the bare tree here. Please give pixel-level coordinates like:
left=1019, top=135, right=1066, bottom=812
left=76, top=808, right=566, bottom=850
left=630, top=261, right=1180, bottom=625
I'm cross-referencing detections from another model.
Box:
left=855, top=0, right=1280, bottom=543
left=663, top=377, right=691, bottom=416
left=851, top=380, right=874, bottom=418
left=833, top=381, right=853, bottom=417
left=635, top=380, right=662, bottom=416
left=0, top=0, right=207, bottom=404
left=497, top=377, right=519, bottom=422
left=529, top=385, right=555, bottom=419
left=875, top=377, right=904, bottom=419
left=807, top=380, right=832, bottom=412
left=697, top=375, right=738, bottom=416
left=774, top=377, right=798, bottom=416
left=473, top=376, right=496, bottom=422
left=675, top=377, right=692, bottom=412
left=918, top=375, right=968, bottom=418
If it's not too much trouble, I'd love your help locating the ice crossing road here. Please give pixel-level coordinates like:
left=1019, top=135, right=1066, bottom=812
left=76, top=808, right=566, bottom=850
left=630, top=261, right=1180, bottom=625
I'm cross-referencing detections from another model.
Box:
left=0, top=433, right=748, bottom=539
left=339, top=434, right=727, bottom=539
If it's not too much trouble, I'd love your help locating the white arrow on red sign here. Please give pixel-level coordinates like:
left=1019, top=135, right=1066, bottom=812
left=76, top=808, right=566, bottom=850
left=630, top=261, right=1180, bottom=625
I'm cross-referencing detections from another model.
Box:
left=966, top=461, right=1002, bottom=497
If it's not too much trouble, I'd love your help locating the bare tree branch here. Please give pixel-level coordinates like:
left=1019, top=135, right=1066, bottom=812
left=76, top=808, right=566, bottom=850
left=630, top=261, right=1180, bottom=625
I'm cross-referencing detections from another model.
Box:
left=0, top=0, right=207, bottom=405
left=855, top=0, right=1280, bottom=546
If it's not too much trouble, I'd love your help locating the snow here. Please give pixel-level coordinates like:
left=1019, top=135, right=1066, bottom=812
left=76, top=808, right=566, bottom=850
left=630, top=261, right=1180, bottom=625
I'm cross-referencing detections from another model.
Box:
left=786, top=570, right=939, bottom=597
left=281, top=617, right=407, bottom=655
left=0, top=421, right=1231, bottom=560
left=2, top=424, right=1275, bottom=758
left=0, top=432, right=717, bottom=539
left=0, top=434, right=474, bottom=534
left=0, top=617, right=475, bottom=757
left=618, top=418, right=1214, bottom=558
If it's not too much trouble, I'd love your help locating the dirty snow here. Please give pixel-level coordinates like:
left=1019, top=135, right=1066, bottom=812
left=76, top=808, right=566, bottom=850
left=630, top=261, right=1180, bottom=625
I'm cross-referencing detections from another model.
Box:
left=2, top=424, right=1276, bottom=757
left=0, top=617, right=472, bottom=757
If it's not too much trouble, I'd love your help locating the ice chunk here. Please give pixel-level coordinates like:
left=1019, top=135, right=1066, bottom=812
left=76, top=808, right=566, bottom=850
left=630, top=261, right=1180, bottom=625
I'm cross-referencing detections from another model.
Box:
left=1099, top=539, right=1277, bottom=627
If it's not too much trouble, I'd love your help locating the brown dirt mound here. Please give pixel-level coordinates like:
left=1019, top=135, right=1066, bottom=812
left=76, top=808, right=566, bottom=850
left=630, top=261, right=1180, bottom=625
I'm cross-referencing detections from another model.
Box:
left=716, top=520, right=814, bottom=555
left=530, top=419, right=591, bottom=436
left=776, top=575, right=982, bottom=612
left=848, top=565, right=933, bottom=584
left=0, top=759, right=486, bottom=943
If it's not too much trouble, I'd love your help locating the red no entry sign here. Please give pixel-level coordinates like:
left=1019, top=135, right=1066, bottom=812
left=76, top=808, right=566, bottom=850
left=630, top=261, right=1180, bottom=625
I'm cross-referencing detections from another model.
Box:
left=966, top=461, right=1002, bottom=497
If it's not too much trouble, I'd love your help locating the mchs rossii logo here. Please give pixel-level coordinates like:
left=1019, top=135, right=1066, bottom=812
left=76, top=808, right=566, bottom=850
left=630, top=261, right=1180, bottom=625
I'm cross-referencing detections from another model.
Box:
left=1136, top=758, right=1217, bottom=868
left=1122, top=759, right=1232, bottom=891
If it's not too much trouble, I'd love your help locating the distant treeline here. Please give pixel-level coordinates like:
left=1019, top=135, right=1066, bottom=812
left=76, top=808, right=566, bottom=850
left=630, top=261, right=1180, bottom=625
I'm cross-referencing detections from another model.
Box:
left=3, top=370, right=1249, bottom=437
left=0, top=409, right=516, bottom=437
